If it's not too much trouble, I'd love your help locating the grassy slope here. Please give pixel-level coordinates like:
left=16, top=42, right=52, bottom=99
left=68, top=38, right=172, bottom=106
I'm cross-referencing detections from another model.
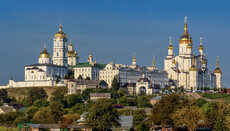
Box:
left=6, top=87, right=60, bottom=100
left=200, top=93, right=230, bottom=103
left=0, top=126, right=17, bottom=131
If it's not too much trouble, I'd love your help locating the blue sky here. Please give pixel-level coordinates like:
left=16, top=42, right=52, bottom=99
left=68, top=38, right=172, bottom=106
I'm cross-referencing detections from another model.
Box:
left=0, top=0, right=230, bottom=87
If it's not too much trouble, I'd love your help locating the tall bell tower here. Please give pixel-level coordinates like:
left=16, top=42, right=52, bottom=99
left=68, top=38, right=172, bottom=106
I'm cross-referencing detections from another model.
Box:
left=52, top=20, right=68, bottom=66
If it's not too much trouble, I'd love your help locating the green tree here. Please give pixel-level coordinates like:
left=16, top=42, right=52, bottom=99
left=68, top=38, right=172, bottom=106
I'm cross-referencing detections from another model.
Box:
left=77, top=75, right=83, bottom=80
left=180, top=86, right=184, bottom=92
left=213, top=87, right=217, bottom=91
left=32, top=99, right=50, bottom=108
left=85, top=76, right=91, bottom=80
left=51, top=87, right=68, bottom=102
left=111, top=76, right=120, bottom=91
left=197, top=87, right=200, bottom=90
left=174, top=87, right=178, bottom=92
left=69, top=75, right=74, bottom=79
left=26, top=106, right=39, bottom=119
left=133, top=109, right=149, bottom=130
left=85, top=99, right=120, bottom=130
left=195, top=98, right=207, bottom=108
left=28, top=88, right=48, bottom=105
left=138, top=96, right=152, bottom=108
left=202, top=102, right=228, bottom=130
left=150, top=93, right=189, bottom=127
left=173, top=105, right=207, bottom=131
left=64, top=94, right=82, bottom=108
left=0, top=89, right=8, bottom=102
left=56, top=76, right=60, bottom=84
left=64, top=74, right=69, bottom=79
left=117, top=95, right=137, bottom=106
left=191, top=87, right=193, bottom=91
left=71, top=103, right=85, bottom=114
left=32, top=101, right=64, bottom=124
left=81, top=88, right=94, bottom=100
left=201, top=87, right=204, bottom=91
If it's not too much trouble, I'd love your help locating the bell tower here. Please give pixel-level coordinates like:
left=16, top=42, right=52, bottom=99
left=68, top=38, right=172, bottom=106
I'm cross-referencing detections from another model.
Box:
left=52, top=20, right=68, bottom=66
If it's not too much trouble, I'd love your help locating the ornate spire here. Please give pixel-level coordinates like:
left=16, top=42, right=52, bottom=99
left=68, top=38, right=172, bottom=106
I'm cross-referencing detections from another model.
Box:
left=184, top=16, right=188, bottom=34
left=70, top=38, right=73, bottom=46
left=199, top=37, right=204, bottom=50
left=133, top=52, right=136, bottom=62
left=59, top=19, right=62, bottom=31
left=200, top=37, right=202, bottom=45
left=214, top=56, right=222, bottom=73
left=152, top=55, right=155, bottom=68
left=44, top=42, right=46, bottom=49
left=168, top=36, right=173, bottom=50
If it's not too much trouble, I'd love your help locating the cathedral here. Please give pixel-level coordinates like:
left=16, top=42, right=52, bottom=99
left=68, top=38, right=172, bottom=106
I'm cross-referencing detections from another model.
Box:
left=7, top=21, right=79, bottom=87
left=164, top=17, right=222, bottom=90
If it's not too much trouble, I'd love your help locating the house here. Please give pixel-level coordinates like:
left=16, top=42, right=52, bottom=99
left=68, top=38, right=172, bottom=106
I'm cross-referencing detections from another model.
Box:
left=122, top=83, right=136, bottom=96
left=112, top=116, right=134, bottom=131
left=150, top=96, right=162, bottom=106
left=68, top=79, right=107, bottom=94
left=0, top=105, right=16, bottom=114
left=90, top=93, right=111, bottom=101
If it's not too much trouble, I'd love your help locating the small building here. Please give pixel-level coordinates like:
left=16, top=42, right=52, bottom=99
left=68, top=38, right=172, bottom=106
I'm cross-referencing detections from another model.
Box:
left=150, top=96, right=162, bottom=106
left=68, top=79, right=107, bottom=94
left=90, top=93, right=111, bottom=101
left=122, top=83, right=136, bottom=96
left=0, top=106, right=16, bottom=114
left=112, top=116, right=134, bottom=131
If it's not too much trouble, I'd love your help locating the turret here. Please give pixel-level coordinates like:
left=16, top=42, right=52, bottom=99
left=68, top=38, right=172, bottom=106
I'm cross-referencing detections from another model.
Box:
left=38, top=43, right=50, bottom=64
left=67, top=39, right=79, bottom=66
left=189, top=55, right=198, bottom=90
left=202, top=59, right=206, bottom=68
left=179, top=16, right=193, bottom=56
left=172, top=57, right=176, bottom=68
left=132, top=52, right=137, bottom=67
left=168, top=36, right=173, bottom=56
left=87, top=52, right=93, bottom=63
left=199, top=37, right=204, bottom=56
left=214, top=56, right=222, bottom=88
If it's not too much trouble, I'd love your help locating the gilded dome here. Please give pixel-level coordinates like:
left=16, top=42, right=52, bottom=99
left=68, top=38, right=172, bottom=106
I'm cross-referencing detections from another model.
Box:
left=168, top=36, right=173, bottom=50
left=189, top=55, right=197, bottom=71
left=187, top=44, right=192, bottom=49
left=68, top=51, right=79, bottom=58
left=55, top=31, right=66, bottom=38
left=214, top=57, right=222, bottom=73
left=40, top=48, right=50, bottom=58
left=54, top=20, right=67, bottom=38
left=199, top=37, right=204, bottom=50
left=179, top=17, right=193, bottom=44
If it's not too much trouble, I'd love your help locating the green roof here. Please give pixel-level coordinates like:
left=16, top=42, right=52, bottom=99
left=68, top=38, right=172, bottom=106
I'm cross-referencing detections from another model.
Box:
left=18, top=107, right=30, bottom=113
left=72, top=63, right=106, bottom=68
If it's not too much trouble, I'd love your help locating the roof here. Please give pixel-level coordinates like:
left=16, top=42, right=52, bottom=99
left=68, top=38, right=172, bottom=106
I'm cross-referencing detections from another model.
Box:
left=0, top=106, right=15, bottom=113
left=118, top=116, right=134, bottom=129
left=90, top=93, right=111, bottom=98
left=26, top=63, right=66, bottom=68
left=72, top=63, right=105, bottom=68
left=137, top=78, right=150, bottom=82
left=29, top=124, right=41, bottom=128
left=18, top=107, right=30, bottom=113
left=69, top=79, right=107, bottom=86
left=150, top=96, right=162, bottom=100
left=38, top=124, right=60, bottom=129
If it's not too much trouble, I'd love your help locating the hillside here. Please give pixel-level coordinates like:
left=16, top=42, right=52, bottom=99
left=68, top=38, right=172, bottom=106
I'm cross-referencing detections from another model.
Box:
left=6, top=87, right=62, bottom=100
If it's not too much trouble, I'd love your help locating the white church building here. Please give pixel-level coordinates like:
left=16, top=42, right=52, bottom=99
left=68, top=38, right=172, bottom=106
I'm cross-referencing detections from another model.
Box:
left=7, top=21, right=79, bottom=88
left=164, top=17, right=222, bottom=90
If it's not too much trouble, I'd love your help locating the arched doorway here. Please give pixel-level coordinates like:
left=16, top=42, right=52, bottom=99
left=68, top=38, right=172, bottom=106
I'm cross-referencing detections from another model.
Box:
left=139, top=86, right=146, bottom=95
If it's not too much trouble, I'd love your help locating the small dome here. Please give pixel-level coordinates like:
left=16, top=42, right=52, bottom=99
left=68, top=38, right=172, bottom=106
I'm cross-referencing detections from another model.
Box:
left=40, top=48, right=50, bottom=58
left=187, top=44, right=192, bottom=49
left=214, top=67, right=222, bottom=73
left=168, top=44, right=173, bottom=50
left=68, top=51, right=79, bottom=58
left=199, top=45, right=204, bottom=50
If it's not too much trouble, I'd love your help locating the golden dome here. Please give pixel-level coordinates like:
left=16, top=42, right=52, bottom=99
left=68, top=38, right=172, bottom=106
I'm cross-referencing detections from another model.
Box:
left=214, top=57, right=222, bottom=73
left=202, top=59, right=206, bottom=65
left=199, top=37, right=204, bottom=50
left=133, top=53, right=136, bottom=62
left=187, top=44, right=192, bottom=49
left=179, top=16, right=193, bottom=44
left=168, top=36, right=174, bottom=50
left=54, top=20, right=67, bottom=38
left=40, top=47, right=50, bottom=58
